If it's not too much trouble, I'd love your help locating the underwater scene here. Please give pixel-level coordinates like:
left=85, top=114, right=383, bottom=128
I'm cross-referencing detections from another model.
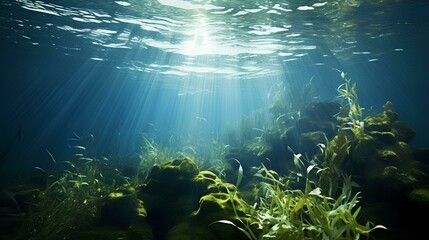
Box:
left=1, top=0, right=429, bottom=239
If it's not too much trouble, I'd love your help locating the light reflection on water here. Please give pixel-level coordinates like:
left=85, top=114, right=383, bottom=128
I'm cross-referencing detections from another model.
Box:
left=2, top=0, right=420, bottom=79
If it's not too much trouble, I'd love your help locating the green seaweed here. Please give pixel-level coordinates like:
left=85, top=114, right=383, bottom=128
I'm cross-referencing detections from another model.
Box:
left=252, top=164, right=385, bottom=239
left=26, top=146, right=128, bottom=240
left=336, top=71, right=365, bottom=137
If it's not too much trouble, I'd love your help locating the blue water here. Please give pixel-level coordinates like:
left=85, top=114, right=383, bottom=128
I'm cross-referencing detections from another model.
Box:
left=1, top=0, right=428, bottom=174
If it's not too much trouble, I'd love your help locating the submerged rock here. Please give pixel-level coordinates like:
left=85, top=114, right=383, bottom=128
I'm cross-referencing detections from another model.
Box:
left=192, top=192, right=252, bottom=221
left=192, top=170, right=259, bottom=239
left=300, top=131, right=328, bottom=156
left=144, top=157, right=199, bottom=188
left=336, top=106, right=429, bottom=240
left=137, top=158, right=200, bottom=239
left=302, top=101, right=341, bottom=122
left=195, top=170, right=235, bottom=195
left=136, top=158, right=256, bottom=240
left=314, top=104, right=429, bottom=240
left=100, top=185, right=146, bottom=228
left=364, top=109, right=416, bottom=143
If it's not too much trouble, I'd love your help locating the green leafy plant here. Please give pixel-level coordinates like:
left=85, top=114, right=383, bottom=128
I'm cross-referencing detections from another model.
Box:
left=26, top=146, right=126, bottom=240
left=137, top=133, right=231, bottom=180
left=135, top=134, right=176, bottom=183
left=253, top=162, right=386, bottom=239
left=318, top=131, right=352, bottom=197
left=336, top=71, right=365, bottom=136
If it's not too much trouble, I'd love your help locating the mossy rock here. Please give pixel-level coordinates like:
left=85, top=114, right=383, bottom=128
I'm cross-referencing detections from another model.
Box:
left=300, top=131, right=328, bottom=156
left=367, top=131, right=396, bottom=145
left=381, top=166, right=417, bottom=186
left=349, top=132, right=416, bottom=177
left=192, top=192, right=253, bottom=222
left=194, top=171, right=236, bottom=196
left=379, top=149, right=400, bottom=165
left=349, top=134, right=378, bottom=172
left=141, top=157, right=199, bottom=198
left=302, top=101, right=341, bottom=122
left=138, top=158, right=201, bottom=239
left=364, top=109, right=415, bottom=143
left=380, top=142, right=416, bottom=172
left=145, top=157, right=199, bottom=184
left=364, top=165, right=417, bottom=199
left=353, top=140, right=416, bottom=178
left=349, top=131, right=429, bottom=203
left=101, top=186, right=146, bottom=228
left=137, top=159, right=258, bottom=239
left=192, top=192, right=259, bottom=240
left=364, top=109, right=398, bottom=132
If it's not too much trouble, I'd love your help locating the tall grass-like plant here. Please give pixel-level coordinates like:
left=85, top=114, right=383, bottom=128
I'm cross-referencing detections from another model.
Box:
left=336, top=71, right=365, bottom=136
left=26, top=146, right=125, bottom=240
left=252, top=162, right=385, bottom=240
left=137, top=133, right=231, bottom=180
left=211, top=157, right=385, bottom=240
left=317, top=71, right=366, bottom=196
left=135, top=134, right=176, bottom=183
left=317, top=131, right=351, bottom=197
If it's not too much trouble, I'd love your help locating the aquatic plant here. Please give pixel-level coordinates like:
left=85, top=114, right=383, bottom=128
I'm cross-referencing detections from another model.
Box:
left=336, top=71, right=365, bottom=136
left=313, top=71, right=369, bottom=195
left=252, top=163, right=385, bottom=239
left=224, top=108, right=269, bottom=149
left=135, top=134, right=176, bottom=183
left=317, top=131, right=352, bottom=197
left=210, top=177, right=259, bottom=240
left=26, top=147, right=126, bottom=240
left=210, top=145, right=385, bottom=240
left=269, top=78, right=318, bottom=127
left=202, top=140, right=231, bottom=178
left=137, top=133, right=232, bottom=182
